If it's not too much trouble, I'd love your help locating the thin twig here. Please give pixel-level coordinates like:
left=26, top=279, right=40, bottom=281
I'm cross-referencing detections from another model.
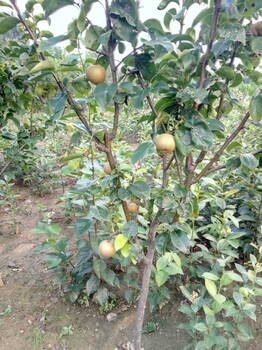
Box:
left=195, top=111, right=251, bottom=182
left=198, top=0, right=222, bottom=89
left=193, top=148, right=262, bottom=180
left=162, top=155, right=167, bottom=188
left=115, top=45, right=144, bottom=69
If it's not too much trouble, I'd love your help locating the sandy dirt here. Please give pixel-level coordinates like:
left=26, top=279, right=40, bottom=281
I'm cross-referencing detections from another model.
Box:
left=0, top=186, right=261, bottom=350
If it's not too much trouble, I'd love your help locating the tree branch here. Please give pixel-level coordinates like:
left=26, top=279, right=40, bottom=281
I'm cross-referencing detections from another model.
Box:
left=193, top=148, right=262, bottom=180
left=198, top=0, right=222, bottom=89
left=11, top=0, right=107, bottom=152
left=195, top=111, right=251, bottom=182
left=133, top=215, right=161, bottom=350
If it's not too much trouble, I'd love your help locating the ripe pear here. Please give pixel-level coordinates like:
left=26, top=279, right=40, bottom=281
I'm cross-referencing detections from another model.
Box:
left=86, top=64, right=106, bottom=85
left=104, top=162, right=112, bottom=175
left=98, top=240, right=116, bottom=258
left=155, top=133, right=175, bottom=154
left=128, top=202, right=138, bottom=214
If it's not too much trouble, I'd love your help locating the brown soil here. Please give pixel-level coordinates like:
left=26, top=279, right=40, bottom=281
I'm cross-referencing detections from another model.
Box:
left=0, top=186, right=261, bottom=350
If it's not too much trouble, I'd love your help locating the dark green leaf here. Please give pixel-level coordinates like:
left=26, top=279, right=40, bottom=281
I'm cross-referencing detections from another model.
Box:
left=0, top=16, right=20, bottom=34
left=216, top=66, right=235, bottom=80
left=192, top=7, right=214, bottom=27
left=95, top=286, right=109, bottom=306
left=93, top=259, right=107, bottom=278
left=135, top=53, right=156, bottom=81
left=88, top=205, right=109, bottom=221
left=46, top=253, right=62, bottom=269
left=110, top=0, right=139, bottom=27
left=94, top=83, right=117, bottom=109
left=129, top=181, right=151, bottom=199
left=74, top=218, right=93, bottom=237
left=86, top=274, right=100, bottom=296
left=170, top=230, right=190, bottom=253
left=123, top=221, right=138, bottom=238
left=42, top=0, right=74, bottom=17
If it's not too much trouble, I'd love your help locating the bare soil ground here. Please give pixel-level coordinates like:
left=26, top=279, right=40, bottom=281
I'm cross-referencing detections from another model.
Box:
left=0, top=186, right=261, bottom=350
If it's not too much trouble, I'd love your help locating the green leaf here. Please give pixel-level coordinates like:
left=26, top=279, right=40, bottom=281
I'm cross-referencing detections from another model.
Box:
left=225, top=271, right=243, bottom=282
left=132, top=87, right=150, bottom=109
left=237, top=323, right=253, bottom=341
left=42, top=0, right=74, bottom=17
left=192, top=7, right=214, bottom=27
left=230, top=73, right=242, bottom=88
left=205, top=279, right=217, bottom=296
left=114, top=234, right=129, bottom=251
left=88, top=205, right=109, bottom=221
left=46, top=253, right=62, bottom=269
left=131, top=142, right=154, bottom=164
left=39, top=35, right=69, bottom=51
left=201, top=272, right=219, bottom=281
left=77, top=0, right=97, bottom=32
left=129, top=181, right=151, bottom=199
left=156, top=257, right=168, bottom=271
left=219, top=24, right=246, bottom=44
left=112, top=17, right=137, bottom=44
left=226, top=141, right=241, bottom=152
left=206, top=118, right=224, bottom=132
left=158, top=0, right=179, bottom=10
left=211, top=40, right=231, bottom=58
left=240, top=153, right=259, bottom=170
left=48, top=92, right=67, bottom=121
left=135, top=53, right=157, bottom=81
left=121, top=243, right=131, bottom=257
left=155, top=270, right=169, bottom=287
left=0, top=1, right=13, bottom=9
left=74, top=218, right=93, bottom=237
left=251, top=37, right=262, bottom=54
left=194, top=323, right=208, bottom=332
left=141, top=34, right=174, bottom=53
left=93, top=259, right=107, bottom=278
left=170, top=230, right=190, bottom=253
left=216, top=66, right=235, bottom=80
left=190, top=120, right=213, bottom=150
left=56, top=238, right=69, bottom=252
left=101, top=268, right=118, bottom=286
left=110, top=0, right=139, bottom=27
left=122, top=221, right=138, bottom=238
left=94, top=83, right=117, bottom=110
left=164, top=262, right=183, bottom=275
left=0, top=16, right=20, bottom=34
left=213, top=294, right=226, bottom=304
left=249, top=95, right=262, bottom=122
left=71, top=75, right=91, bottom=94
left=60, top=165, right=74, bottom=175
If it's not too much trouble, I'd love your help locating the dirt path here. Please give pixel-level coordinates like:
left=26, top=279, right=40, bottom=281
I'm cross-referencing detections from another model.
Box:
left=0, top=186, right=261, bottom=350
